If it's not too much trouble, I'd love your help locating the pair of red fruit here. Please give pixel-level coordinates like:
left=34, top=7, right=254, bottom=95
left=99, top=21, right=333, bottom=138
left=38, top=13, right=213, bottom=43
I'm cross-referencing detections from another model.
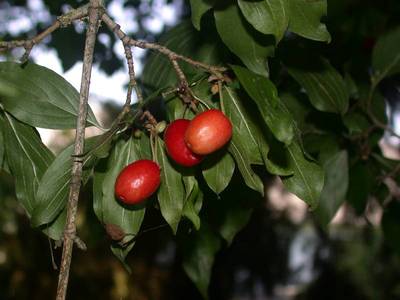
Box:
left=115, top=109, right=233, bottom=205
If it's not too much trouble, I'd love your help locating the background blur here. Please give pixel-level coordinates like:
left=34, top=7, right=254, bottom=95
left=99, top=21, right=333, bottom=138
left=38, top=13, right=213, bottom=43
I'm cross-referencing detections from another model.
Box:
left=1, top=0, right=400, bottom=299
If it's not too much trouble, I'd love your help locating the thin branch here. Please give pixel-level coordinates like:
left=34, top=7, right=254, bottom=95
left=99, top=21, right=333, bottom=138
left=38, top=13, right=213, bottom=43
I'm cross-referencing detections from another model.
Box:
left=0, top=4, right=89, bottom=62
left=55, top=1, right=102, bottom=300
left=100, top=13, right=227, bottom=76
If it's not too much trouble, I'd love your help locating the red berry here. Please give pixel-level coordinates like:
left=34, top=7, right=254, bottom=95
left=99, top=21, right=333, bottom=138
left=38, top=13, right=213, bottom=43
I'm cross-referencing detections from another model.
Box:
left=164, top=119, right=203, bottom=167
left=114, top=159, right=161, bottom=205
left=185, top=109, right=232, bottom=155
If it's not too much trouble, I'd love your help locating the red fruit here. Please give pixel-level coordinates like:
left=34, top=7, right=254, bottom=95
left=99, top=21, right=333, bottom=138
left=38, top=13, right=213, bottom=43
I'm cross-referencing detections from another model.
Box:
left=114, top=159, right=161, bottom=205
left=164, top=119, right=203, bottom=167
left=185, top=109, right=232, bottom=155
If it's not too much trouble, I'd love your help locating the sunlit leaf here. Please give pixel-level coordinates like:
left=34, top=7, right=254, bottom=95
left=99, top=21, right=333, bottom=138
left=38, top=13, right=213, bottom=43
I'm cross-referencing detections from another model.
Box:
left=238, top=0, right=288, bottom=42
left=0, top=62, right=100, bottom=129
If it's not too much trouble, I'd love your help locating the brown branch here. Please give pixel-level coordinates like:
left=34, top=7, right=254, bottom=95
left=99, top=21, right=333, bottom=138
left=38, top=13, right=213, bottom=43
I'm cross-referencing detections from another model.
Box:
left=0, top=4, right=89, bottom=62
left=100, top=13, right=227, bottom=76
left=55, top=1, right=102, bottom=300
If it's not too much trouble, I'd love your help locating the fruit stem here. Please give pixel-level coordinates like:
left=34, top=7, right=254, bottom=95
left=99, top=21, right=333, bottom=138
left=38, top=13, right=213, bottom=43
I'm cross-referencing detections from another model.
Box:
left=218, top=81, right=226, bottom=113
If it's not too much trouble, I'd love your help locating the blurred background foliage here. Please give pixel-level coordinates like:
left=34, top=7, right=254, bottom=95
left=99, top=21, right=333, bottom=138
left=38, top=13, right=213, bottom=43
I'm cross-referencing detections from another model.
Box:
left=1, top=0, right=400, bottom=299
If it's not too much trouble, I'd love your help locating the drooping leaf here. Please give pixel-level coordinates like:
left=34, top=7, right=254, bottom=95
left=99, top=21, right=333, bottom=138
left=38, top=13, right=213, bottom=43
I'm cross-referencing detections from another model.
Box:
left=32, top=135, right=108, bottom=227
left=232, top=65, right=295, bottom=144
left=287, top=0, right=331, bottom=42
left=214, top=3, right=274, bottom=77
left=181, top=224, right=222, bottom=299
left=282, top=142, right=324, bottom=209
left=286, top=58, right=349, bottom=114
left=202, top=151, right=235, bottom=194
left=0, top=62, right=100, bottom=129
left=314, top=151, right=349, bottom=228
left=3, top=112, right=54, bottom=215
left=182, top=175, right=203, bottom=230
left=372, top=27, right=400, bottom=79
left=111, top=243, right=135, bottom=272
left=42, top=209, right=66, bottom=241
left=215, top=180, right=259, bottom=244
left=259, top=136, right=293, bottom=176
left=280, top=92, right=310, bottom=131
left=156, top=137, right=186, bottom=234
left=190, top=0, right=214, bottom=30
left=93, top=136, right=150, bottom=263
left=222, top=86, right=263, bottom=164
left=229, top=140, right=264, bottom=195
left=238, top=0, right=288, bottom=42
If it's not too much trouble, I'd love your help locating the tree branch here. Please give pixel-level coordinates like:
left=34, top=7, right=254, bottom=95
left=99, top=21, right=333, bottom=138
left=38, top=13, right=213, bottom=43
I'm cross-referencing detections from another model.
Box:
left=55, top=1, right=102, bottom=300
left=100, top=13, right=227, bottom=76
left=0, top=4, right=89, bottom=62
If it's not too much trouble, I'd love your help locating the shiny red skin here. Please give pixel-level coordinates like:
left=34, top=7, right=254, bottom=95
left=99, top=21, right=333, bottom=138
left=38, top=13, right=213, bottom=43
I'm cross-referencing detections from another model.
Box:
left=114, top=159, right=161, bottom=205
left=164, top=119, right=203, bottom=167
left=185, top=109, right=232, bottom=155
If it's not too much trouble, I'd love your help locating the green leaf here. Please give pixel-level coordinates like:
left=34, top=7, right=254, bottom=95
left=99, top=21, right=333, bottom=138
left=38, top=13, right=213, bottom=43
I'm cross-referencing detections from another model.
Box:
left=202, top=151, right=235, bottom=194
left=181, top=224, right=222, bottom=299
left=190, top=0, right=214, bottom=30
left=31, top=135, right=109, bottom=227
left=238, top=0, right=288, bottom=42
left=282, top=142, right=324, bottom=209
left=111, top=243, right=135, bottom=272
left=287, top=0, right=331, bottom=42
left=232, top=65, right=295, bottom=144
left=0, top=62, right=100, bottom=129
left=165, top=96, right=187, bottom=122
left=142, top=21, right=225, bottom=90
left=216, top=182, right=258, bottom=244
left=372, top=27, right=400, bottom=79
left=286, top=58, right=349, bottom=114
left=259, top=136, right=293, bottom=176
left=229, top=140, right=264, bottom=195
left=343, top=112, right=370, bottom=135
left=314, top=151, right=349, bottom=228
left=3, top=112, right=54, bottom=215
left=280, top=92, right=310, bottom=131
left=344, top=72, right=359, bottom=99
left=183, top=175, right=203, bottom=230
left=222, top=86, right=263, bottom=164
left=156, top=137, right=185, bottom=234
left=346, top=161, right=375, bottom=215
left=0, top=114, right=5, bottom=170
left=93, top=136, right=150, bottom=264
left=214, top=3, right=274, bottom=77
left=42, top=209, right=66, bottom=241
